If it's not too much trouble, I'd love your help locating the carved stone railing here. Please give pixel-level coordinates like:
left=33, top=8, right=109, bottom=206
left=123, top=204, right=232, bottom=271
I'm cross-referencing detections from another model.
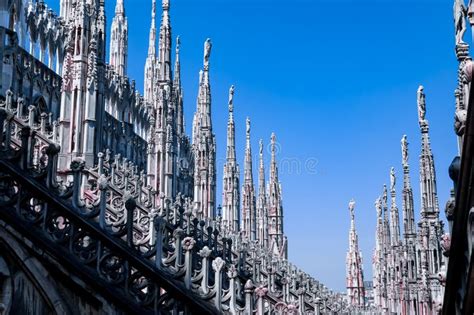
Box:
left=0, top=96, right=347, bottom=313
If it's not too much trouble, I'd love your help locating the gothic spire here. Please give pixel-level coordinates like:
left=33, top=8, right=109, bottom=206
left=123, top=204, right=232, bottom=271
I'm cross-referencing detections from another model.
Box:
left=195, top=39, right=212, bottom=130
left=157, top=0, right=172, bottom=83
left=401, top=135, right=416, bottom=237
left=270, top=132, right=278, bottom=183
left=148, top=0, right=157, bottom=57
left=417, top=85, right=439, bottom=216
left=346, top=199, right=366, bottom=307
left=267, top=133, right=286, bottom=258
left=222, top=85, right=240, bottom=232
left=174, top=36, right=184, bottom=136
left=242, top=117, right=257, bottom=240
left=110, top=0, right=128, bottom=76
left=257, top=139, right=268, bottom=245
left=144, top=0, right=157, bottom=102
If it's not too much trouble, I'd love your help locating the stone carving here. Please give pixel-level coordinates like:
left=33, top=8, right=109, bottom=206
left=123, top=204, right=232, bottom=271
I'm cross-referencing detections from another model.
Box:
left=417, top=85, right=426, bottom=122
left=203, top=38, right=211, bottom=68
left=454, top=0, right=467, bottom=45
left=401, top=135, right=408, bottom=166
left=228, top=85, right=234, bottom=112
left=349, top=199, right=355, bottom=221
left=390, top=167, right=396, bottom=191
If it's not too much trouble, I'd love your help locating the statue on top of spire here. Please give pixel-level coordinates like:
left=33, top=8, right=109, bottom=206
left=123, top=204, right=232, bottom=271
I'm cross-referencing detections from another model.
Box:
left=176, top=35, right=180, bottom=52
left=454, top=0, right=467, bottom=45
left=417, top=85, right=426, bottom=122
left=246, top=117, right=251, bottom=136
left=390, top=167, right=396, bottom=192
left=349, top=199, right=356, bottom=221
left=259, top=139, right=263, bottom=155
left=204, top=38, right=212, bottom=68
left=375, top=197, right=382, bottom=217
left=401, top=135, right=409, bottom=166
left=382, top=184, right=388, bottom=207
left=228, top=85, right=235, bottom=112
left=163, top=0, right=169, bottom=10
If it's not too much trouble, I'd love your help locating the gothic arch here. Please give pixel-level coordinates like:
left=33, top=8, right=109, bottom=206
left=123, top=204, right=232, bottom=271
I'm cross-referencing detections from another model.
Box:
left=0, top=227, right=70, bottom=315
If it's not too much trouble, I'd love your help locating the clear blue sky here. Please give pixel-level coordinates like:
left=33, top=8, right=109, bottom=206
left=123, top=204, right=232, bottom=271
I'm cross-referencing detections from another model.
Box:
left=48, top=0, right=458, bottom=292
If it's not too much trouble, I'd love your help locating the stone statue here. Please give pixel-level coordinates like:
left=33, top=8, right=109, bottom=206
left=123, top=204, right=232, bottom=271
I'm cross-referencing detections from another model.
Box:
left=348, top=199, right=355, bottom=221
left=390, top=167, right=396, bottom=191
left=375, top=197, right=382, bottom=217
left=382, top=185, right=388, bottom=207
left=259, top=139, right=263, bottom=155
left=401, top=135, right=408, bottom=166
left=228, top=85, right=235, bottom=112
left=246, top=117, right=251, bottom=135
left=204, top=38, right=212, bottom=67
left=417, top=85, right=426, bottom=122
left=454, top=0, right=467, bottom=45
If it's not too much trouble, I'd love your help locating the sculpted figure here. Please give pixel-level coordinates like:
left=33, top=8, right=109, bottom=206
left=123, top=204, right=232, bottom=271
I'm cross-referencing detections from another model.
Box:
left=401, top=135, right=408, bottom=166
left=203, top=38, right=212, bottom=67
left=228, top=85, right=235, bottom=111
left=390, top=167, right=396, bottom=191
left=375, top=198, right=382, bottom=217
left=348, top=199, right=355, bottom=221
left=417, top=85, right=426, bottom=122
left=454, top=0, right=467, bottom=45
left=246, top=117, right=251, bottom=135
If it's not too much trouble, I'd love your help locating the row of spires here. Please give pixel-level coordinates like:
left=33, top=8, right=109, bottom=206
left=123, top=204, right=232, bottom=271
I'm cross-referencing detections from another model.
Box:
left=346, top=86, right=445, bottom=312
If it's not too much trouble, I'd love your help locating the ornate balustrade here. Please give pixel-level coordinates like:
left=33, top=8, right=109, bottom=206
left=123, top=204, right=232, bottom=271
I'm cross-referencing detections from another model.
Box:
left=0, top=95, right=346, bottom=314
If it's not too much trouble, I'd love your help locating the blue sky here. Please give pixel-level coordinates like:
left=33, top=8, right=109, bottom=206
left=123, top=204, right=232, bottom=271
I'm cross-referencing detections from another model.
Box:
left=48, top=0, right=458, bottom=291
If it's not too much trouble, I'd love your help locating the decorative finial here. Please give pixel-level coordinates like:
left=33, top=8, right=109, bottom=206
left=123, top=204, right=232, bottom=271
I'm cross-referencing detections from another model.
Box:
left=162, top=0, right=169, bottom=10
left=401, top=135, right=409, bottom=166
left=228, top=85, right=235, bottom=113
left=176, top=35, right=180, bottom=52
left=349, top=199, right=356, bottom=221
left=390, top=167, right=396, bottom=192
left=203, top=38, right=212, bottom=69
left=417, top=85, right=426, bottom=122
left=259, top=139, right=264, bottom=156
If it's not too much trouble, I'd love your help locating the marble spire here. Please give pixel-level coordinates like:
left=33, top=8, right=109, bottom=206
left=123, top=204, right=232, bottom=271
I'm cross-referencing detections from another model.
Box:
left=144, top=0, right=157, bottom=102
left=110, top=0, right=128, bottom=76
left=257, top=139, right=268, bottom=246
left=222, top=85, right=240, bottom=232
left=242, top=117, right=257, bottom=240
left=346, top=199, right=366, bottom=307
